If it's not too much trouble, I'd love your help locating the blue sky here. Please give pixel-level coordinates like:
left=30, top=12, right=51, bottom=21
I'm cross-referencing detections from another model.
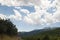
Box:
left=0, top=0, right=60, bottom=32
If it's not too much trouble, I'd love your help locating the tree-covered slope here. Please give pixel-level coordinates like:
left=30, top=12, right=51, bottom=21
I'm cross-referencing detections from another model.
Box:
left=19, top=27, right=60, bottom=40
left=0, top=19, right=18, bottom=40
left=0, top=19, right=18, bottom=36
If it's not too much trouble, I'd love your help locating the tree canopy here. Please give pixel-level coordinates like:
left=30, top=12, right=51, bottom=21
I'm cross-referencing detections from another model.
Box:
left=0, top=19, right=18, bottom=36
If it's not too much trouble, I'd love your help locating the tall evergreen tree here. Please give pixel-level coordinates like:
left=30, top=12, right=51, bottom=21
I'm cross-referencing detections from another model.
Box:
left=0, top=19, right=18, bottom=36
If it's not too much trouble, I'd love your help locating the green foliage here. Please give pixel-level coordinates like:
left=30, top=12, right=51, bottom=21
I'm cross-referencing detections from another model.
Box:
left=42, top=35, right=50, bottom=40
left=0, top=19, right=18, bottom=36
left=21, top=28, right=60, bottom=40
left=37, top=38, right=40, bottom=40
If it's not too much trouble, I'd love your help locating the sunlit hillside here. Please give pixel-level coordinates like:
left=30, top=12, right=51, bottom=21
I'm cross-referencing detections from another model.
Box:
left=0, top=34, right=18, bottom=40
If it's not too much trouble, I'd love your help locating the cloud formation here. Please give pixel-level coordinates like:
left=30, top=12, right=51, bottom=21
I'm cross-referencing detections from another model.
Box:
left=0, top=0, right=34, bottom=6
left=0, top=9, right=22, bottom=21
left=0, top=14, right=7, bottom=19
left=9, top=9, right=22, bottom=20
left=0, top=0, right=58, bottom=7
left=20, top=9, right=30, bottom=14
left=23, top=0, right=60, bottom=25
left=23, top=7, right=60, bottom=25
left=0, top=0, right=60, bottom=25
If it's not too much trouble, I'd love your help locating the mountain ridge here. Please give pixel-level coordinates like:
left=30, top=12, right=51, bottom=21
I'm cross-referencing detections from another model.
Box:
left=18, top=27, right=60, bottom=37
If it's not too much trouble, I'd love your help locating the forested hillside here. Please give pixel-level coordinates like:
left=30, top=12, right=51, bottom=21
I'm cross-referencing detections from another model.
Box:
left=0, top=18, right=18, bottom=40
left=19, top=27, right=60, bottom=40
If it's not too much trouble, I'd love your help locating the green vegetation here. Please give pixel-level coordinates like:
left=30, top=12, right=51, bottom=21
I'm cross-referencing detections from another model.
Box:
left=0, top=18, right=60, bottom=40
left=0, top=19, right=17, bottom=36
left=20, top=28, right=60, bottom=40
left=0, top=18, right=18, bottom=40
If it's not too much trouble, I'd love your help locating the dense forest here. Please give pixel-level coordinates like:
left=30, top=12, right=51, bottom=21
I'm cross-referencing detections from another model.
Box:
left=0, top=19, right=18, bottom=36
left=0, top=18, right=18, bottom=40
left=19, top=27, right=60, bottom=40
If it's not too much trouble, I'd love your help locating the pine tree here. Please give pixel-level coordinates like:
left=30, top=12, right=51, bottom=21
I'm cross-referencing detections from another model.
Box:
left=0, top=19, right=18, bottom=35
left=43, top=35, right=50, bottom=40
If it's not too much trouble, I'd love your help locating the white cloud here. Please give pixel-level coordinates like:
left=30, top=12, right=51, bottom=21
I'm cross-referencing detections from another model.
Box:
left=0, top=0, right=34, bottom=6
left=0, top=0, right=58, bottom=7
left=23, top=10, right=58, bottom=25
left=20, top=9, right=30, bottom=14
left=0, top=0, right=40, bottom=6
left=24, top=16, right=34, bottom=24
left=53, top=6, right=60, bottom=22
left=0, top=14, right=7, bottom=19
left=0, top=9, right=22, bottom=21
left=9, top=9, right=22, bottom=20
left=54, top=13, right=60, bottom=22
left=44, top=13, right=55, bottom=24
left=0, top=0, right=60, bottom=25
left=15, top=7, right=21, bottom=9
left=23, top=0, right=60, bottom=25
left=23, top=6, right=45, bottom=25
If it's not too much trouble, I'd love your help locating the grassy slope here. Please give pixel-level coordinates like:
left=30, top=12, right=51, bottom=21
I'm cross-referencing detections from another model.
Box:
left=0, top=34, right=19, bottom=40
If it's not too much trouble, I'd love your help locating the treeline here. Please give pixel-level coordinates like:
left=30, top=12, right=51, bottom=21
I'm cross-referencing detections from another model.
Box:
left=0, top=18, right=18, bottom=36
left=23, top=34, right=60, bottom=40
left=21, top=28, right=60, bottom=40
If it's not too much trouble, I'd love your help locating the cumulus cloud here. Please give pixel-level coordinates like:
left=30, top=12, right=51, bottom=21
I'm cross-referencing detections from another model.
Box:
left=20, top=9, right=30, bottom=14
left=15, top=7, right=21, bottom=9
left=0, top=0, right=42, bottom=6
left=0, top=14, right=7, bottom=19
left=0, top=0, right=34, bottom=6
left=23, top=6, right=45, bottom=25
left=24, top=16, right=34, bottom=24
left=44, top=12, right=55, bottom=25
left=0, top=0, right=60, bottom=25
left=0, top=9, right=22, bottom=21
left=0, top=0, right=58, bottom=7
left=54, top=13, right=60, bottom=22
left=53, top=6, right=60, bottom=22
left=9, top=9, right=22, bottom=20
left=23, top=0, right=60, bottom=25
left=23, top=10, right=58, bottom=25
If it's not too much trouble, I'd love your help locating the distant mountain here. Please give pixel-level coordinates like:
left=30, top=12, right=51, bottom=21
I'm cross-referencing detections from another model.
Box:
left=18, top=28, right=48, bottom=37
left=18, top=27, right=60, bottom=40
left=18, top=27, right=60, bottom=37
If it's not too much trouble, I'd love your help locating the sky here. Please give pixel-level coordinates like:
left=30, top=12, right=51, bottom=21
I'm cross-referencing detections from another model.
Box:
left=0, top=0, right=60, bottom=32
